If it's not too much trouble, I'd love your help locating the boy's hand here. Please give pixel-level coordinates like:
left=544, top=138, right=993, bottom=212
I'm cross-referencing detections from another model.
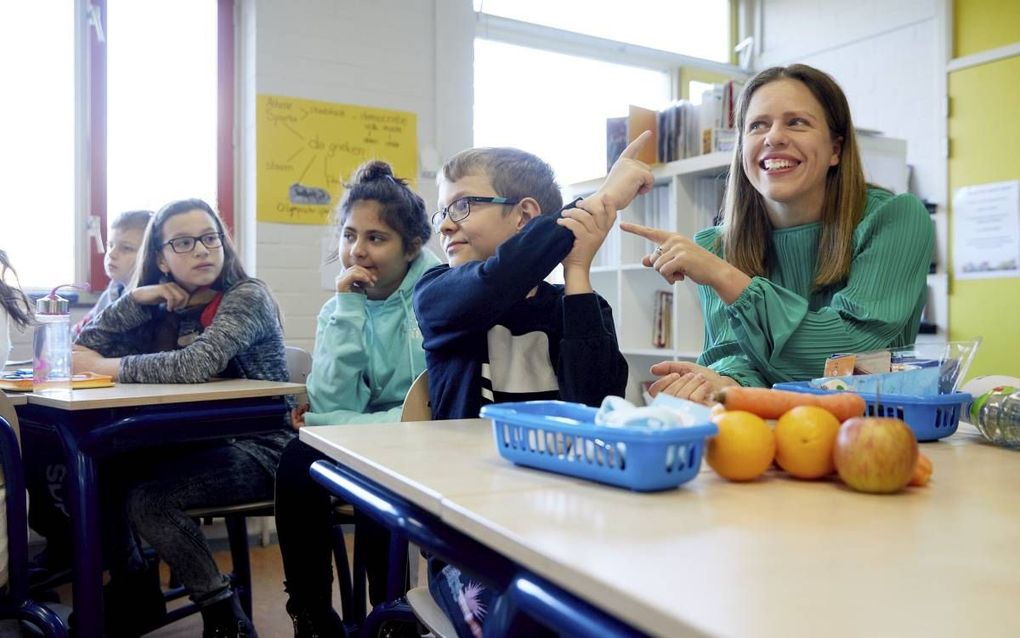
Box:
left=336, top=266, right=376, bottom=293
left=595, top=130, right=654, bottom=210
left=557, top=195, right=617, bottom=294
left=558, top=194, right=617, bottom=268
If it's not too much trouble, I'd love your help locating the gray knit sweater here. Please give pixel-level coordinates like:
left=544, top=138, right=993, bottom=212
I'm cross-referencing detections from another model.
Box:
left=76, top=279, right=294, bottom=473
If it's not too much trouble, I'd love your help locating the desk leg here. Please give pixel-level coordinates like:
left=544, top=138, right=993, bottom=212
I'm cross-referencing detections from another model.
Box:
left=65, top=439, right=104, bottom=638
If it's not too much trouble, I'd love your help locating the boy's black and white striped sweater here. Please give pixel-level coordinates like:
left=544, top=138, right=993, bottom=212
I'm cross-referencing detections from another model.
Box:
left=76, top=279, right=294, bottom=473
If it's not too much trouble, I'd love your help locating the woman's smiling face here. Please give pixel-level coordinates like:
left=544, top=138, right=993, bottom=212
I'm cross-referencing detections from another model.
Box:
left=741, top=78, right=842, bottom=227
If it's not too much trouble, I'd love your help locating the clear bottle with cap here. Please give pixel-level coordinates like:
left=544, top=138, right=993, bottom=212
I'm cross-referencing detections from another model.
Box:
left=33, top=287, right=72, bottom=393
left=969, top=385, right=1020, bottom=448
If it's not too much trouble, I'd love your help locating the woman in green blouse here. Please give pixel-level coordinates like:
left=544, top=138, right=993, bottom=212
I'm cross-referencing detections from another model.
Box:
left=622, top=64, right=934, bottom=403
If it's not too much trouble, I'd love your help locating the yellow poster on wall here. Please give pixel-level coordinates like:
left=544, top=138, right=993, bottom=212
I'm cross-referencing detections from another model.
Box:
left=256, top=94, right=417, bottom=224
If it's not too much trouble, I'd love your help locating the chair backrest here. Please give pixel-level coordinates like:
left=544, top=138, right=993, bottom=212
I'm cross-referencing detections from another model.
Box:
left=0, top=395, right=20, bottom=448
left=285, top=346, right=313, bottom=384
left=400, top=371, right=431, bottom=422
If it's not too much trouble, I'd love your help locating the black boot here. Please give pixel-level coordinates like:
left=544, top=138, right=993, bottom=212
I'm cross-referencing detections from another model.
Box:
left=200, top=591, right=258, bottom=638
left=285, top=596, right=346, bottom=638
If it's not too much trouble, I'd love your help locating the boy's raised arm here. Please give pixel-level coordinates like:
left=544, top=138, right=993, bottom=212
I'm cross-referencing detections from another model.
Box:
left=413, top=216, right=573, bottom=344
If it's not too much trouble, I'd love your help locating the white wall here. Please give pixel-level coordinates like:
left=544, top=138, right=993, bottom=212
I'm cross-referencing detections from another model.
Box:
left=754, top=0, right=947, bottom=206
left=240, top=0, right=474, bottom=352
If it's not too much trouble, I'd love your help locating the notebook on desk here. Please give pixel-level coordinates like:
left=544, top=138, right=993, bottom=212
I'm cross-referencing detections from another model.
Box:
left=0, top=370, right=115, bottom=392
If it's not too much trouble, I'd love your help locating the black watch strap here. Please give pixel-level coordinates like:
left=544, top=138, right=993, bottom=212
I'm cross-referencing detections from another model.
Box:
left=559, top=196, right=583, bottom=213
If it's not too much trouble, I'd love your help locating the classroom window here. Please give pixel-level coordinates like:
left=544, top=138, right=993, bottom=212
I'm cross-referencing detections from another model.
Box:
left=107, top=0, right=218, bottom=217
left=1, top=0, right=230, bottom=291
left=473, top=0, right=731, bottom=63
left=474, top=39, right=671, bottom=185
left=1, top=2, right=76, bottom=289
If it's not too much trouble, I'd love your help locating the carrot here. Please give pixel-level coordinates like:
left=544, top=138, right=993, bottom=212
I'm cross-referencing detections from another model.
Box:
left=712, top=387, right=866, bottom=422
left=909, top=451, right=933, bottom=487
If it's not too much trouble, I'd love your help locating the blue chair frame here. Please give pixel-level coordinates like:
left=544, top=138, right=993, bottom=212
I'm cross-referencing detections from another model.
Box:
left=309, top=459, right=646, bottom=638
left=0, top=414, right=69, bottom=637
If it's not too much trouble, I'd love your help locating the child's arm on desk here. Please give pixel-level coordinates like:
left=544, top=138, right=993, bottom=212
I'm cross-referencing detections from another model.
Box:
left=72, top=345, right=121, bottom=379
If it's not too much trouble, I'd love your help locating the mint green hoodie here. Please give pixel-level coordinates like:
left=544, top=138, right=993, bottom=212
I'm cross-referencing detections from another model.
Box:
left=303, top=249, right=441, bottom=426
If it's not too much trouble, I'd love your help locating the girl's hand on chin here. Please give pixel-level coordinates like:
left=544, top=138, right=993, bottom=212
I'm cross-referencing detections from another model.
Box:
left=132, top=282, right=191, bottom=311
left=336, top=266, right=376, bottom=293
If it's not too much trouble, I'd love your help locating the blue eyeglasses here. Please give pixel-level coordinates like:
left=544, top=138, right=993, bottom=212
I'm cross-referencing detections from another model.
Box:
left=431, top=196, right=519, bottom=230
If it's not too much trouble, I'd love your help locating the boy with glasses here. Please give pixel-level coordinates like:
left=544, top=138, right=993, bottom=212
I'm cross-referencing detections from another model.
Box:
left=415, top=134, right=654, bottom=636
left=415, top=133, right=653, bottom=422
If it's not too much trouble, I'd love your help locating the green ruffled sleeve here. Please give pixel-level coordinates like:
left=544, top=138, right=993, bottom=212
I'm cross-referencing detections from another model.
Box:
left=697, top=191, right=933, bottom=385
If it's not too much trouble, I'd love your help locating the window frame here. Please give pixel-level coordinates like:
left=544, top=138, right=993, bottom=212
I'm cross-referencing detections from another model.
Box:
left=81, top=0, right=234, bottom=291
left=473, top=11, right=747, bottom=102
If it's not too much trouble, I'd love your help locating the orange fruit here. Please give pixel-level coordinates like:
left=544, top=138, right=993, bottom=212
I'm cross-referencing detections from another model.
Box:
left=706, top=410, right=775, bottom=481
left=774, top=406, right=841, bottom=479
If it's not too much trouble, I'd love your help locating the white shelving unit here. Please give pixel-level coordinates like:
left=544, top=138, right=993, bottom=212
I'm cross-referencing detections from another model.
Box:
left=566, top=135, right=939, bottom=404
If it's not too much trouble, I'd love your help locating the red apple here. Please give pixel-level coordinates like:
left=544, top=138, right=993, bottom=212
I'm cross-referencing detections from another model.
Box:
left=833, top=417, right=918, bottom=494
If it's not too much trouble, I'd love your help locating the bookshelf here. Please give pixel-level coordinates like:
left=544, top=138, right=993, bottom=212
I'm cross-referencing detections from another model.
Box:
left=566, top=135, right=935, bottom=404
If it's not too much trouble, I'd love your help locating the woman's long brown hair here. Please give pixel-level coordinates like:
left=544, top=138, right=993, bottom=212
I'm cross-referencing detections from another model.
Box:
left=720, top=64, right=867, bottom=288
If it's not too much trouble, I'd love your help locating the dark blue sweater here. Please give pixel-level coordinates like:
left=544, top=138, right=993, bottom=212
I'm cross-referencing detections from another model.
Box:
left=413, top=215, right=627, bottom=420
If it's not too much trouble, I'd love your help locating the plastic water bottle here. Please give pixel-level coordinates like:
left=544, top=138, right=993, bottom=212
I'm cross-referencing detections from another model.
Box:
left=33, top=288, right=72, bottom=393
left=969, top=386, right=1020, bottom=448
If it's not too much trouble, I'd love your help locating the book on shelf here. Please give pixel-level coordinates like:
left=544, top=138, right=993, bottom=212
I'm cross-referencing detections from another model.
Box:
left=606, top=80, right=741, bottom=168
left=652, top=289, right=673, bottom=349
left=606, top=117, right=627, bottom=174
left=627, top=105, right=658, bottom=165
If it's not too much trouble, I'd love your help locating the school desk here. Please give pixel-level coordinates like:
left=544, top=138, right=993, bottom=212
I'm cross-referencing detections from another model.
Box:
left=16, top=379, right=304, bottom=638
left=301, top=419, right=1020, bottom=638
left=2, top=392, right=26, bottom=406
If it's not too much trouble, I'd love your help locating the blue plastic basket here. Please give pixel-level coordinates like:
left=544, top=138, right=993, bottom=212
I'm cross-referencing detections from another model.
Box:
left=772, top=382, right=971, bottom=442
left=481, top=400, right=718, bottom=492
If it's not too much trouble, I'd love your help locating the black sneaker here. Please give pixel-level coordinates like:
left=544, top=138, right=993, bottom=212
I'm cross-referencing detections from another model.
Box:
left=201, top=592, right=258, bottom=638
left=203, top=618, right=258, bottom=638
left=285, top=598, right=346, bottom=638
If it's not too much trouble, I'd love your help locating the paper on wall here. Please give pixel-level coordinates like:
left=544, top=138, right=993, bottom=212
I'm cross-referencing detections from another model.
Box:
left=953, top=180, right=1020, bottom=280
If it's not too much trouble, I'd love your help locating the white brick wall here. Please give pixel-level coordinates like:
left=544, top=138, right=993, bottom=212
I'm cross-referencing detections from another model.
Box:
left=756, top=0, right=947, bottom=206
left=240, top=0, right=474, bottom=353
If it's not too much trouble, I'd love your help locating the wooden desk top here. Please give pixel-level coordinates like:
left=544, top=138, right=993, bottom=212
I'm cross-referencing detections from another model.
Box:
left=301, top=420, right=584, bottom=516
left=25, top=378, right=305, bottom=410
left=3, top=392, right=27, bottom=406
left=306, top=420, right=1020, bottom=638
